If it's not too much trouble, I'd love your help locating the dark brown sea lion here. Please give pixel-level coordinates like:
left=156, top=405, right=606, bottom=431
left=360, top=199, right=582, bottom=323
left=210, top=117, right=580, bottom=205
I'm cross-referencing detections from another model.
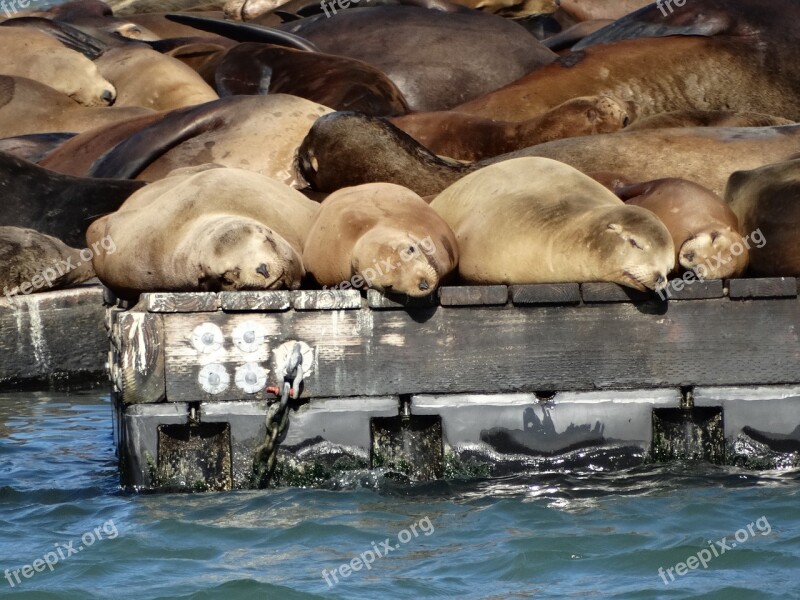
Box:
left=215, top=42, right=409, bottom=116
left=390, top=95, right=630, bottom=161
left=452, top=0, right=800, bottom=122
left=175, top=7, right=558, bottom=111
left=39, top=112, right=167, bottom=177
left=0, top=152, right=144, bottom=247
left=0, top=227, right=96, bottom=299
left=298, top=112, right=800, bottom=196
left=724, top=159, right=800, bottom=276
left=542, top=19, right=613, bottom=52
left=619, top=178, right=748, bottom=279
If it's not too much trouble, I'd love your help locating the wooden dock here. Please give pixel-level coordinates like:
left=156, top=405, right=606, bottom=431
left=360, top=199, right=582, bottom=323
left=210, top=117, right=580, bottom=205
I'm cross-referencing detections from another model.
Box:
left=107, top=278, right=800, bottom=491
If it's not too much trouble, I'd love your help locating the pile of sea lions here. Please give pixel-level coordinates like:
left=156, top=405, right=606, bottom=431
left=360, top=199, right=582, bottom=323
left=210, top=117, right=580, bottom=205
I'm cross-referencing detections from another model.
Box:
left=1, top=0, right=800, bottom=303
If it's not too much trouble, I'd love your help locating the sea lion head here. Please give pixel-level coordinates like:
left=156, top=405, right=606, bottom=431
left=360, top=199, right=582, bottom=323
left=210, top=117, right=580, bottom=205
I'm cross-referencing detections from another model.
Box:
left=679, top=227, right=749, bottom=279
left=195, top=216, right=304, bottom=291
left=595, top=205, right=675, bottom=292
left=54, top=56, right=116, bottom=107
left=352, top=228, right=441, bottom=297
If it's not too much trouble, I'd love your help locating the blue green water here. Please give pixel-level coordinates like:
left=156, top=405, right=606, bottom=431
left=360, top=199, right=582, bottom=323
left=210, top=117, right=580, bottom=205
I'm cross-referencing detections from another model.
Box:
left=1, top=391, right=798, bottom=599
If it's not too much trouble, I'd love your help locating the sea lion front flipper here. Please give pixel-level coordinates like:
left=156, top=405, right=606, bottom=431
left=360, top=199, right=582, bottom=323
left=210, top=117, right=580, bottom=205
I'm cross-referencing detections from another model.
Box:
left=572, top=3, right=735, bottom=51
left=165, top=14, right=319, bottom=52
left=0, top=17, right=109, bottom=59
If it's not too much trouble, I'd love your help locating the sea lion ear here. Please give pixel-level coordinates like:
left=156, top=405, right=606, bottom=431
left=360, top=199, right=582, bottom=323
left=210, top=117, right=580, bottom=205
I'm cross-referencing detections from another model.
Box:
left=607, top=223, right=623, bottom=234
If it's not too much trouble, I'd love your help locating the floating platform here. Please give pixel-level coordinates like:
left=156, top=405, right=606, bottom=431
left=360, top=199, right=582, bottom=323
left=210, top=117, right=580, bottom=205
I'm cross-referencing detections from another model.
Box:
left=0, top=285, right=107, bottom=390
left=107, top=278, right=800, bottom=491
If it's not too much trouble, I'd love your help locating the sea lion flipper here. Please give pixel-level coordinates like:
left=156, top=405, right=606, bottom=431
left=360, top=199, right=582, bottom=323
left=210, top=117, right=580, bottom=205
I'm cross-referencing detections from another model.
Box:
left=572, top=3, right=734, bottom=51
left=165, top=14, right=319, bottom=52
left=87, top=98, right=234, bottom=180
left=0, top=17, right=108, bottom=59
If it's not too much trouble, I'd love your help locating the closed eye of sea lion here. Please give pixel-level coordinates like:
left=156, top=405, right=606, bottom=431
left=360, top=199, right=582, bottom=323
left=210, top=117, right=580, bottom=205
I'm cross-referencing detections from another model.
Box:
left=430, top=157, right=674, bottom=290
left=302, top=183, right=458, bottom=296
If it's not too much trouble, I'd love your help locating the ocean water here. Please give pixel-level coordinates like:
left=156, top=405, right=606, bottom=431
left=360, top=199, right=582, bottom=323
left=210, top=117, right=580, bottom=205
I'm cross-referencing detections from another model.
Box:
left=0, top=391, right=799, bottom=599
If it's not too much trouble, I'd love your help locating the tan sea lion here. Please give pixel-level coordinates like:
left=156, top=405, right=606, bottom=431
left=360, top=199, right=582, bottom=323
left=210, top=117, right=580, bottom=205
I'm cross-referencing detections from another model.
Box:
left=451, top=0, right=800, bottom=122
left=618, top=178, right=748, bottom=279
left=0, top=76, right=152, bottom=138
left=88, top=94, right=333, bottom=185
left=86, top=167, right=319, bottom=296
left=302, top=183, right=458, bottom=296
left=557, top=0, right=652, bottom=21
left=94, top=45, right=219, bottom=111
left=724, top=159, right=800, bottom=276
left=0, top=27, right=115, bottom=107
left=390, top=95, right=631, bottom=162
left=0, top=227, right=96, bottom=301
left=430, top=157, right=674, bottom=290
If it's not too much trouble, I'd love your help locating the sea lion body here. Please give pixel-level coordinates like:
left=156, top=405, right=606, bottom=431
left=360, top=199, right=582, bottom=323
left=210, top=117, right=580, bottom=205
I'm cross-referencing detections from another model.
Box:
left=619, top=178, right=748, bottom=279
left=628, top=110, right=794, bottom=131
left=724, top=159, right=800, bottom=276
left=302, top=183, right=458, bottom=296
left=0, top=227, right=96, bottom=298
left=0, top=76, right=152, bottom=138
left=0, top=27, right=116, bottom=107
left=390, top=95, right=630, bottom=161
left=87, top=167, right=319, bottom=295
left=90, top=94, right=332, bottom=185
left=94, top=45, right=219, bottom=111
left=430, top=157, right=674, bottom=290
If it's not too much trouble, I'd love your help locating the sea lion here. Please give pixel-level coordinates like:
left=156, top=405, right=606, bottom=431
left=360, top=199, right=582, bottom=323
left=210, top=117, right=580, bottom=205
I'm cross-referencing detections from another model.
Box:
left=88, top=94, right=333, bottom=185
left=86, top=167, right=319, bottom=296
left=618, top=178, right=748, bottom=279
left=0, top=227, right=96, bottom=299
left=628, top=110, right=794, bottom=131
left=298, top=112, right=800, bottom=197
left=105, top=0, right=225, bottom=15
left=429, top=157, right=674, bottom=290
left=183, top=7, right=557, bottom=111
left=93, top=45, right=219, bottom=111
left=215, top=43, right=409, bottom=116
left=724, top=159, right=800, bottom=276
left=390, top=95, right=631, bottom=161
left=0, top=132, right=75, bottom=163
left=0, top=76, right=152, bottom=138
left=302, top=183, right=458, bottom=296
left=542, top=19, right=613, bottom=52
left=452, top=0, right=800, bottom=122
left=0, top=152, right=145, bottom=247
left=0, top=27, right=115, bottom=107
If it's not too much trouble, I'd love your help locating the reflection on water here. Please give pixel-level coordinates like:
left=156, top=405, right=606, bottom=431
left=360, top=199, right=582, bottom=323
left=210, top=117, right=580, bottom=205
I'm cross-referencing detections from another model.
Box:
left=0, top=391, right=798, bottom=599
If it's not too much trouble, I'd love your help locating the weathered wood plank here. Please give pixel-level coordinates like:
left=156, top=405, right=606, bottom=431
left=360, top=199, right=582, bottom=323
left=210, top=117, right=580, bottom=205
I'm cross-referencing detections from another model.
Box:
left=116, top=311, right=166, bottom=404
left=219, top=291, right=291, bottom=312
left=660, top=279, right=725, bottom=301
left=145, top=292, right=220, bottom=313
left=291, top=290, right=362, bottom=311
left=510, top=284, right=581, bottom=306
left=159, top=296, right=800, bottom=400
left=580, top=283, right=652, bottom=303
left=439, top=285, right=508, bottom=306
left=0, top=286, right=107, bottom=387
left=728, top=277, right=797, bottom=300
left=367, top=289, right=439, bottom=310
